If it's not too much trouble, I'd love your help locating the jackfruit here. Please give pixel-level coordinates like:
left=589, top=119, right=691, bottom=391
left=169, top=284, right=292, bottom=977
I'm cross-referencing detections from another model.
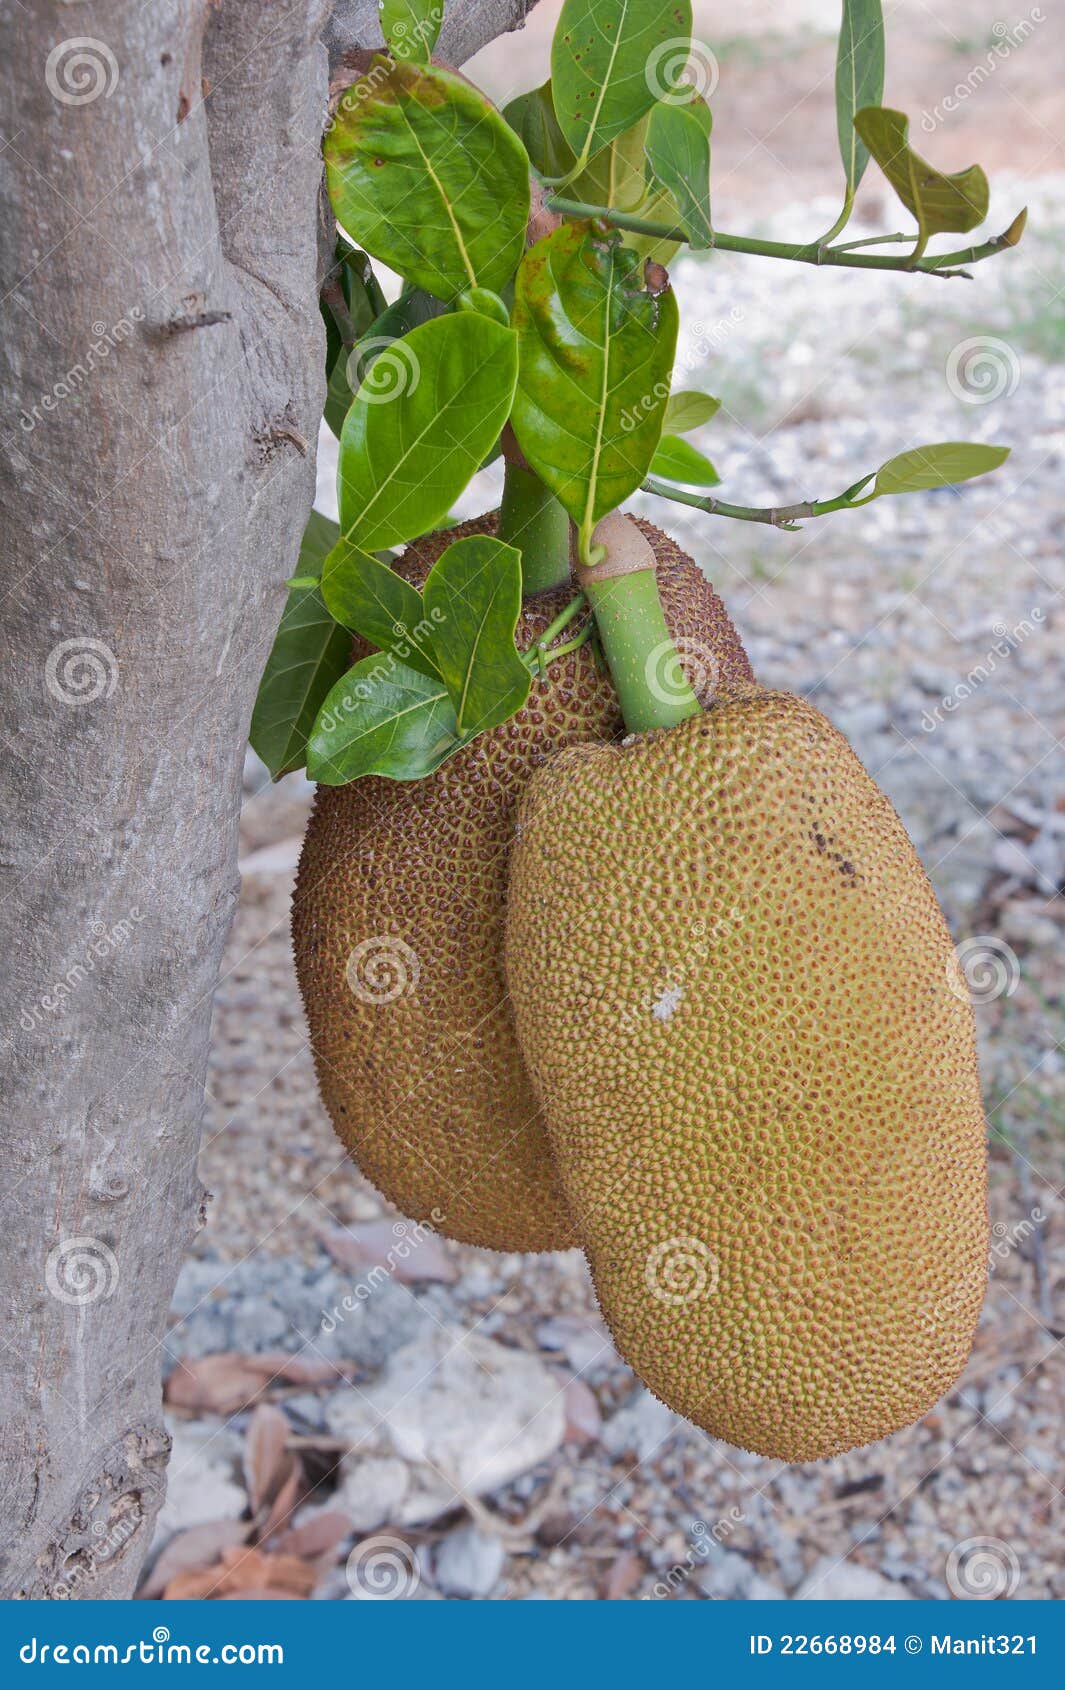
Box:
left=504, top=690, right=988, bottom=1456
left=293, top=513, right=754, bottom=1253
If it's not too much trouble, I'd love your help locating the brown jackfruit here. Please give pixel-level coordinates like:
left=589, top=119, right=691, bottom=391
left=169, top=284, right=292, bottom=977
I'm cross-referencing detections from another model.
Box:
left=504, top=690, right=988, bottom=1456
left=292, top=513, right=754, bottom=1253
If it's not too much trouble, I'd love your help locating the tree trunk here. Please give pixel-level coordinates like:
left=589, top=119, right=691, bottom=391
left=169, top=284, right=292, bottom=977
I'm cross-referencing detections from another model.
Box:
left=0, top=0, right=533, bottom=1600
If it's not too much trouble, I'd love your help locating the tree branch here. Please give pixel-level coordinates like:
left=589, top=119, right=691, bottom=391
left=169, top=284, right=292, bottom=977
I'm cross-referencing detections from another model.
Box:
left=323, top=0, right=539, bottom=73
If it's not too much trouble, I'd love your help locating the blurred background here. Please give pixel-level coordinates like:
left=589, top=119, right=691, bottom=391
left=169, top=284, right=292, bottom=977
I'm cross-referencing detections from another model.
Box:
left=145, top=1, right=1064, bottom=1600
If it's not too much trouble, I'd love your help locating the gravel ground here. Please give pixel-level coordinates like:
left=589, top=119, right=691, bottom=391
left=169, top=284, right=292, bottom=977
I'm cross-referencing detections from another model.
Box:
left=149, top=31, right=1065, bottom=1602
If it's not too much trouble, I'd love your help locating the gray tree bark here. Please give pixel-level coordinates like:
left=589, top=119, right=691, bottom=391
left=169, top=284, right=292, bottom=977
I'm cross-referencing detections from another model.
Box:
left=0, top=0, right=534, bottom=1600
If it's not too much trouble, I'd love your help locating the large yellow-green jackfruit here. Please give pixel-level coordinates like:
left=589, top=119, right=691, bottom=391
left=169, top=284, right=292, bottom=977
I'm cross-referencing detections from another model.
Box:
left=293, top=514, right=754, bottom=1253
left=504, top=689, right=988, bottom=1456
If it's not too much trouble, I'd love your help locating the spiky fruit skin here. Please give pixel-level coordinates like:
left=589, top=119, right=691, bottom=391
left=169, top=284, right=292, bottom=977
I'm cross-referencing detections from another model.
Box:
left=504, top=691, right=989, bottom=1456
left=293, top=513, right=754, bottom=1253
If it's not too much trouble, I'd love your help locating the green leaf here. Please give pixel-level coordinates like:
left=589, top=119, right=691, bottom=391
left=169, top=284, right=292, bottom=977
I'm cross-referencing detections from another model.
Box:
left=456, top=287, right=510, bottom=326
left=325, top=58, right=530, bottom=301
left=333, top=311, right=518, bottom=549
left=296, top=509, right=343, bottom=574
left=853, top=107, right=989, bottom=248
left=503, top=81, right=576, bottom=179
left=550, top=0, right=694, bottom=171
left=646, top=98, right=712, bottom=248
left=308, top=657, right=461, bottom=784
left=649, top=434, right=719, bottom=487
left=664, top=390, right=720, bottom=432
left=320, top=543, right=441, bottom=676
left=512, top=223, right=679, bottom=553
left=251, top=514, right=352, bottom=779
left=422, top=536, right=532, bottom=735
left=835, top=1, right=885, bottom=198
left=380, top=0, right=442, bottom=65
left=872, top=442, right=1009, bottom=496
left=574, top=113, right=649, bottom=213
left=338, top=283, right=446, bottom=432
left=321, top=244, right=383, bottom=437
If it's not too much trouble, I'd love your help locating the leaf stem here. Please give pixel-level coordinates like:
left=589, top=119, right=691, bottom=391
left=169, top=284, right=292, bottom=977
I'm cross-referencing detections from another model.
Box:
left=520, top=592, right=590, bottom=675
left=642, top=475, right=876, bottom=529
left=817, top=190, right=855, bottom=247
left=543, top=197, right=1024, bottom=277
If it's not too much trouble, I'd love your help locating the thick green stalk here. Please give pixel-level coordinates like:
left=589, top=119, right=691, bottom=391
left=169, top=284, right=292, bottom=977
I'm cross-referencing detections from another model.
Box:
left=498, top=461, right=571, bottom=594
left=582, top=567, right=701, bottom=734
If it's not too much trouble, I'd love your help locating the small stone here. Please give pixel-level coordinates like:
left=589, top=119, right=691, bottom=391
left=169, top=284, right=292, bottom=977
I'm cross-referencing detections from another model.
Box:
left=433, top=1525, right=505, bottom=1598
left=336, top=1457, right=410, bottom=1533
left=602, top=1389, right=681, bottom=1462
left=327, top=1330, right=565, bottom=1525
left=796, top=1557, right=914, bottom=1599
left=153, top=1420, right=246, bottom=1540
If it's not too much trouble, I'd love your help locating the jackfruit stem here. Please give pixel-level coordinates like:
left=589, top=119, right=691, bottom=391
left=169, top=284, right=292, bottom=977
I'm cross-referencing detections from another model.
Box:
left=583, top=567, right=703, bottom=733
left=498, top=463, right=571, bottom=594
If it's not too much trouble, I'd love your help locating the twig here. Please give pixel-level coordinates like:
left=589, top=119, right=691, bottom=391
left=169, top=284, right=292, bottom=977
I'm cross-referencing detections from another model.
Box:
left=544, top=198, right=1027, bottom=280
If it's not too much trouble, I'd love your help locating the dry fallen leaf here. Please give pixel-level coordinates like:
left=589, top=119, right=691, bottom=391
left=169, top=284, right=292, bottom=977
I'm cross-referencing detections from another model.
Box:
left=317, top=1219, right=457, bottom=1284
left=244, top=1403, right=295, bottom=1516
left=138, top=1520, right=251, bottom=1599
left=165, top=1351, right=350, bottom=1416
left=604, top=1548, right=645, bottom=1601
left=563, top=1377, right=602, bottom=1444
left=164, top=1545, right=319, bottom=1601
left=272, top=1507, right=351, bottom=1560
